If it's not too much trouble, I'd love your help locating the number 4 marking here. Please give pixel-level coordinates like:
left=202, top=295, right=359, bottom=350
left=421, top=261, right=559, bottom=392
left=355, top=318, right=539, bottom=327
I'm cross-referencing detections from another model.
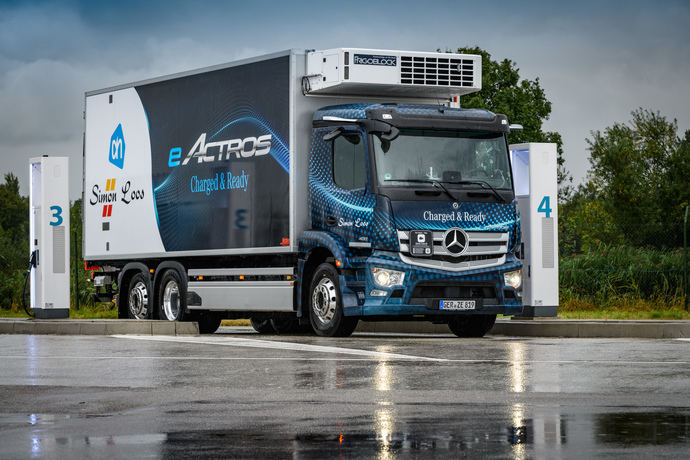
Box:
left=537, top=196, right=552, bottom=218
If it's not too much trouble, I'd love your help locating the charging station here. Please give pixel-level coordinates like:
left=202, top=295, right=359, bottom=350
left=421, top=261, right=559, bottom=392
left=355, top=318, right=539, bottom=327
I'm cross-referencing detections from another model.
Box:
left=509, top=143, right=559, bottom=317
left=29, top=156, right=70, bottom=318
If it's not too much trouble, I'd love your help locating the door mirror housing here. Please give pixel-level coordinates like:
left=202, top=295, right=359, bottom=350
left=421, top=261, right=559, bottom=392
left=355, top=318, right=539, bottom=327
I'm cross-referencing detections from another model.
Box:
left=323, top=128, right=342, bottom=142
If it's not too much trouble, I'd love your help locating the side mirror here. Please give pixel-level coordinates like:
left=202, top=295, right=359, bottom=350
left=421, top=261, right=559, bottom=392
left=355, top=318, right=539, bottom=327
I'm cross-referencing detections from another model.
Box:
left=508, top=124, right=523, bottom=131
left=323, top=128, right=342, bottom=142
left=380, top=126, right=400, bottom=142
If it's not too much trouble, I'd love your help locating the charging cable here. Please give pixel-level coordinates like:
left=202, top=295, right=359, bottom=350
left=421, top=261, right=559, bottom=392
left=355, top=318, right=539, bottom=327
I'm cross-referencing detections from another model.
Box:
left=22, top=250, right=37, bottom=318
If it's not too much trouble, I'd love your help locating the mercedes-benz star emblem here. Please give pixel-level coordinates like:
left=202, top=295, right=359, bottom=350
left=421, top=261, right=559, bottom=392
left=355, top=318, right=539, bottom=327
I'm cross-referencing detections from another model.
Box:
left=443, top=228, right=468, bottom=256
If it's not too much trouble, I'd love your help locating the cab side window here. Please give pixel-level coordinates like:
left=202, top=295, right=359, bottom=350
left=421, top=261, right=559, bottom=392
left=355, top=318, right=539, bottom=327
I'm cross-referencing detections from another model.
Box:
left=333, top=133, right=366, bottom=190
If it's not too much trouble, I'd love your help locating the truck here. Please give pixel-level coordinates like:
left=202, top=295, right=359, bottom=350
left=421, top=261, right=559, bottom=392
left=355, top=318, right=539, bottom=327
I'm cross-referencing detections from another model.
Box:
left=83, top=48, right=523, bottom=337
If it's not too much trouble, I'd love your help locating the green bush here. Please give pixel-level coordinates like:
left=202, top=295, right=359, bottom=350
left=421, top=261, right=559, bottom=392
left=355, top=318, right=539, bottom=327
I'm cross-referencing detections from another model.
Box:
left=560, top=243, right=686, bottom=308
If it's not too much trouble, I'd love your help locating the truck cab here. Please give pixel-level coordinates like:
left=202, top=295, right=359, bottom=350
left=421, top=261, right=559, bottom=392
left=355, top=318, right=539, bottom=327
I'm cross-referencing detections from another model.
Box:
left=299, top=103, right=522, bottom=336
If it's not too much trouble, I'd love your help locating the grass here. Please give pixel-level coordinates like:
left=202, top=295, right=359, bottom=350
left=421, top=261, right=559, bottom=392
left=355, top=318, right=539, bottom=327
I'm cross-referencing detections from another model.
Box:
left=558, top=309, right=690, bottom=320
left=221, top=319, right=251, bottom=326
left=560, top=244, right=686, bottom=307
left=0, top=305, right=253, bottom=324
left=0, top=302, right=118, bottom=319
left=3, top=307, right=687, bottom=321
left=70, top=304, right=118, bottom=319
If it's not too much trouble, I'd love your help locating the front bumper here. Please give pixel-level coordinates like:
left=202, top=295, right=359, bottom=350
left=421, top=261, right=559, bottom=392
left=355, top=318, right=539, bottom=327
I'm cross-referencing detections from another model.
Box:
left=340, top=250, right=522, bottom=317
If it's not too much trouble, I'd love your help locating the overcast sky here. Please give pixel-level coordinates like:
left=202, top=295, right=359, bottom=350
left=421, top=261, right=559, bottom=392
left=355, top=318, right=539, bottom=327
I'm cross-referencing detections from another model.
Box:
left=1, top=0, right=689, bottom=200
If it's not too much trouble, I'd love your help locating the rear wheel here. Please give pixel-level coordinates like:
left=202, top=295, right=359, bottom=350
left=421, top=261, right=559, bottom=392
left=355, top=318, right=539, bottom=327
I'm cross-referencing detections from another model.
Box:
left=271, top=314, right=313, bottom=335
left=158, top=269, right=187, bottom=321
left=448, top=314, right=497, bottom=338
left=309, top=263, right=358, bottom=337
left=250, top=316, right=275, bottom=334
left=196, top=312, right=223, bottom=334
left=271, top=315, right=299, bottom=334
left=126, top=273, right=151, bottom=320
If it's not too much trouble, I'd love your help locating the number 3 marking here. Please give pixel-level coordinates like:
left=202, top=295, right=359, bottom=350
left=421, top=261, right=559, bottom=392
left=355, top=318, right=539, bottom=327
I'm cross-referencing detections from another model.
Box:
left=49, top=206, right=63, bottom=226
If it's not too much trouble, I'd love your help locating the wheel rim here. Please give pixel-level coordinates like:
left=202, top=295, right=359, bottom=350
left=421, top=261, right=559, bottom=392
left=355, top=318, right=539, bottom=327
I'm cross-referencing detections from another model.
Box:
left=128, top=281, right=149, bottom=319
left=162, top=280, right=180, bottom=320
left=312, top=276, right=337, bottom=325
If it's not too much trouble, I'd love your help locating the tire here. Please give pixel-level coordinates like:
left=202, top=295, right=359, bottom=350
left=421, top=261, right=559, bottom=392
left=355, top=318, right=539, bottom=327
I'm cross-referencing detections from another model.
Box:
left=448, top=314, right=497, bottom=338
left=270, top=315, right=299, bottom=334
left=126, top=272, right=152, bottom=320
left=309, top=263, right=358, bottom=337
left=250, top=316, right=276, bottom=334
left=196, top=312, right=222, bottom=334
left=158, top=269, right=187, bottom=321
left=271, top=314, right=313, bottom=335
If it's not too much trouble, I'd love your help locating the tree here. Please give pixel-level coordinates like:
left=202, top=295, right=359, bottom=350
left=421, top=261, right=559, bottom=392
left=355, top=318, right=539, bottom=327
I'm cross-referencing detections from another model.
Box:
left=583, top=109, right=689, bottom=248
left=451, top=47, right=573, bottom=200
left=0, top=173, right=29, bottom=309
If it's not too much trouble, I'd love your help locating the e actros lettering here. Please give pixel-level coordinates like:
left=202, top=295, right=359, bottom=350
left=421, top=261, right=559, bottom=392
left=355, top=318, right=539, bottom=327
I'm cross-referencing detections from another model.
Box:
left=168, top=133, right=272, bottom=167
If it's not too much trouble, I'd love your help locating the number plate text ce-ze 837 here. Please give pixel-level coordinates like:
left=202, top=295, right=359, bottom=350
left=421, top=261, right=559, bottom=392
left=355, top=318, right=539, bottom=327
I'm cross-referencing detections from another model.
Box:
left=439, top=300, right=477, bottom=311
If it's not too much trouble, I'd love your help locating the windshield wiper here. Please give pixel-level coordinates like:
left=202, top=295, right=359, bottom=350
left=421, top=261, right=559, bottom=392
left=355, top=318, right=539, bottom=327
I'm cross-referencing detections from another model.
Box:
left=384, top=178, right=458, bottom=202
left=441, top=180, right=506, bottom=203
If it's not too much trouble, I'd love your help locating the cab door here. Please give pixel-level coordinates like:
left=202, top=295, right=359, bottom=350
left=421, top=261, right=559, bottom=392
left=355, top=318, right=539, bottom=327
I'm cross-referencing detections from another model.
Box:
left=308, top=126, right=376, bottom=245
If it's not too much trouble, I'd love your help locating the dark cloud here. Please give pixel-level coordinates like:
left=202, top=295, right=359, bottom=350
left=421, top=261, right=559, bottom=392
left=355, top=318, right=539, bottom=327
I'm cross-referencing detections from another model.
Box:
left=0, top=0, right=689, bottom=198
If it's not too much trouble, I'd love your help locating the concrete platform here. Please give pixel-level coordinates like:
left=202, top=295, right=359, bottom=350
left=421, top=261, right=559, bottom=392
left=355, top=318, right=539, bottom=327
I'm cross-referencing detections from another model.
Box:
left=356, top=318, right=690, bottom=338
left=0, top=319, right=199, bottom=336
left=2, top=317, right=689, bottom=339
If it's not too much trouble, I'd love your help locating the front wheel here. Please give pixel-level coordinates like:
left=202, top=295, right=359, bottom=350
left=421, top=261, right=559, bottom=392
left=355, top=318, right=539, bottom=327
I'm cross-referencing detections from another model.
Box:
left=309, top=263, right=358, bottom=337
left=448, top=314, right=497, bottom=338
left=158, top=269, right=187, bottom=321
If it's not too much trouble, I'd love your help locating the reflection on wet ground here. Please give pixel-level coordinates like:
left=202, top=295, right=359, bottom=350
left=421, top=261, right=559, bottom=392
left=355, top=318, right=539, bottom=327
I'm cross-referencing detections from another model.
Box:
left=1, top=333, right=690, bottom=457
left=595, top=412, right=690, bottom=445
left=3, top=408, right=689, bottom=458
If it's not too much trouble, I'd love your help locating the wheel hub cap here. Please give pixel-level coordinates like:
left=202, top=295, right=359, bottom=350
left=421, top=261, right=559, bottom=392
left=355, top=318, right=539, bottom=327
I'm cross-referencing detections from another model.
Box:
left=128, top=281, right=148, bottom=318
left=163, top=281, right=180, bottom=320
left=312, top=277, right=336, bottom=325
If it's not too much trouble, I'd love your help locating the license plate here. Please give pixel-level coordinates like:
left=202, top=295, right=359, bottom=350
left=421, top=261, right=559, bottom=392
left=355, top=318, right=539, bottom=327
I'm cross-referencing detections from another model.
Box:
left=439, top=300, right=476, bottom=310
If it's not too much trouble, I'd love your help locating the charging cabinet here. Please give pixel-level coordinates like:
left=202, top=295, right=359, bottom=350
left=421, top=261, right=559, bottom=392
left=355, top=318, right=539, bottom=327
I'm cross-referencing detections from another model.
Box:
left=509, top=143, right=559, bottom=316
left=29, top=156, right=70, bottom=318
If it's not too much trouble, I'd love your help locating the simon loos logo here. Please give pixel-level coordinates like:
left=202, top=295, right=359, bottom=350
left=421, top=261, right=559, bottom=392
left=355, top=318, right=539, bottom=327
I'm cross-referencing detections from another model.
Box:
left=90, top=178, right=117, bottom=218
left=109, top=123, right=125, bottom=169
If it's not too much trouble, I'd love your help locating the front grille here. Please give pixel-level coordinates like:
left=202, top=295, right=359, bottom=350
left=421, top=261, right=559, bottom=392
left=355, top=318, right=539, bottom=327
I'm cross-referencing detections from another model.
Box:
left=398, top=230, right=509, bottom=272
left=400, top=56, right=475, bottom=87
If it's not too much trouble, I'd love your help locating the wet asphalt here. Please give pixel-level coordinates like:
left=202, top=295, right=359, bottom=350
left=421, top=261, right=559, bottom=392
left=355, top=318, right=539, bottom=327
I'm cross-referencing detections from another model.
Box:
left=1, top=327, right=689, bottom=459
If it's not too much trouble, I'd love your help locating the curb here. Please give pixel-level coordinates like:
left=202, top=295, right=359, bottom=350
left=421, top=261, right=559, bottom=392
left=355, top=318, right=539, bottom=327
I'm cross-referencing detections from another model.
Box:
left=2, top=318, right=689, bottom=339
left=0, top=319, right=199, bottom=336
left=356, top=319, right=690, bottom=339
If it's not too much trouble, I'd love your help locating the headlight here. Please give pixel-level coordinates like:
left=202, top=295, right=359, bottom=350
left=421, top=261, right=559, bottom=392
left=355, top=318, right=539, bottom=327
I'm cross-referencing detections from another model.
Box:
left=372, top=267, right=405, bottom=287
left=504, top=269, right=522, bottom=289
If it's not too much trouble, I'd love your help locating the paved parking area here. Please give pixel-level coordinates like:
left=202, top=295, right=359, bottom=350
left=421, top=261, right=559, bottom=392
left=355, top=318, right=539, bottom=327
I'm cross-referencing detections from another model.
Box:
left=1, top=328, right=689, bottom=458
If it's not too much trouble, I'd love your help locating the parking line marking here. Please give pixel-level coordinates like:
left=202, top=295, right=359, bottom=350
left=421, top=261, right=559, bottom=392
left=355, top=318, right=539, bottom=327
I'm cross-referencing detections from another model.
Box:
left=112, top=335, right=450, bottom=362
left=0, top=356, right=393, bottom=361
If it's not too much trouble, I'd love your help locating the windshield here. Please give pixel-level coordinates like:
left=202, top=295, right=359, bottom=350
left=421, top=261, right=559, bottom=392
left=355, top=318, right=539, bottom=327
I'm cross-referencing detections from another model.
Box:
left=372, top=129, right=512, bottom=190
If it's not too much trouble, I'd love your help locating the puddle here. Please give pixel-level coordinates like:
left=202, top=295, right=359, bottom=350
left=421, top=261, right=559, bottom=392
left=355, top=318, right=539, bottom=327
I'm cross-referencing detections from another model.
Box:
left=1, top=410, right=689, bottom=457
left=595, top=412, right=690, bottom=445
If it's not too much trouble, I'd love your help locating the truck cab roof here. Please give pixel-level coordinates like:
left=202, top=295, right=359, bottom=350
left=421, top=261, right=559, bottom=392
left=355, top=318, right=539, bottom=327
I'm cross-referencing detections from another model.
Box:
left=313, top=103, right=509, bottom=133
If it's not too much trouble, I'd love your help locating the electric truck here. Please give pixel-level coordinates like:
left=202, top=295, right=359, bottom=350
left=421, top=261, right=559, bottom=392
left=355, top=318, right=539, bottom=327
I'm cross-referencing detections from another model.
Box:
left=83, top=48, right=523, bottom=336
